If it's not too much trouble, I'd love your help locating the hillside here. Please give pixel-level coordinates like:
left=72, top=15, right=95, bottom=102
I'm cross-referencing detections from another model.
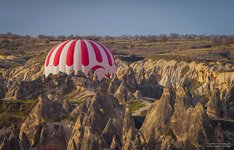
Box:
left=0, top=34, right=234, bottom=149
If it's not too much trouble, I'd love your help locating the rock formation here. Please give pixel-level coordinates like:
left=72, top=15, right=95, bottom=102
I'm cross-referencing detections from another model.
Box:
left=0, top=58, right=233, bottom=149
left=140, top=88, right=174, bottom=149
left=0, top=77, right=7, bottom=99
left=19, top=95, right=71, bottom=149
left=138, top=73, right=163, bottom=99
left=67, top=90, right=144, bottom=149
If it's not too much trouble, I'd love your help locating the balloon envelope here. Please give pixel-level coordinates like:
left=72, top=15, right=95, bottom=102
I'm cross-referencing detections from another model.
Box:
left=44, top=39, right=117, bottom=80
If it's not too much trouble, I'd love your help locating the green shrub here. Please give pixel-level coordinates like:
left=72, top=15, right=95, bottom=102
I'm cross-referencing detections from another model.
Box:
left=129, top=101, right=145, bottom=113
left=68, top=98, right=84, bottom=104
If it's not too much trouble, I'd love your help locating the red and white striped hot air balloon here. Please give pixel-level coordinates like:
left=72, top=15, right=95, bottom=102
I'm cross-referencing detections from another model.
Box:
left=44, top=39, right=117, bottom=80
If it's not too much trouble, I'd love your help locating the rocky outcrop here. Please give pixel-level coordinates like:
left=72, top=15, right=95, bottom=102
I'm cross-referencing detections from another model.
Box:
left=114, top=61, right=164, bottom=102
left=131, top=59, right=234, bottom=91
left=19, top=95, right=71, bottom=149
left=139, top=73, right=163, bottom=99
left=0, top=124, right=21, bottom=150
left=0, top=52, right=45, bottom=81
left=67, top=90, right=144, bottom=150
left=121, top=107, right=146, bottom=149
left=67, top=91, right=123, bottom=149
left=121, top=67, right=138, bottom=93
left=0, top=57, right=234, bottom=149
left=140, top=87, right=220, bottom=149
left=207, top=89, right=221, bottom=118
left=170, top=88, right=214, bottom=148
left=4, top=73, right=75, bottom=100
left=129, top=59, right=234, bottom=119
left=114, top=81, right=135, bottom=104
left=113, top=65, right=139, bottom=103
left=133, top=90, right=143, bottom=99
left=6, top=78, right=43, bottom=100
left=108, top=76, right=121, bottom=94
left=225, top=85, right=234, bottom=119
left=140, top=88, right=174, bottom=149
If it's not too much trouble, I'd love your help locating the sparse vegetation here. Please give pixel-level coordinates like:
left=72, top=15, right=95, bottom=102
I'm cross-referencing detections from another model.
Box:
left=43, top=114, right=63, bottom=122
left=129, top=101, right=145, bottom=113
left=0, top=99, right=38, bottom=128
left=68, top=98, right=84, bottom=104
left=0, top=33, right=234, bottom=69
left=0, top=33, right=233, bottom=149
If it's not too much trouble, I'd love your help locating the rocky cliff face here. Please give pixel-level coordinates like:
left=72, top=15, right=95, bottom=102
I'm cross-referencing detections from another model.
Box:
left=67, top=86, right=145, bottom=150
left=0, top=58, right=234, bottom=149
left=19, top=94, right=70, bottom=149
left=7, top=86, right=144, bottom=150
left=131, top=59, right=234, bottom=90
left=128, top=59, right=234, bottom=118
left=140, top=86, right=234, bottom=149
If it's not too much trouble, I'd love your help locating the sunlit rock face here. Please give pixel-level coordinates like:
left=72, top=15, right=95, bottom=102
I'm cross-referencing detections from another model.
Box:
left=19, top=95, right=70, bottom=149
left=140, top=88, right=174, bottom=149
left=140, top=87, right=217, bottom=149
left=67, top=90, right=145, bottom=150
left=129, top=59, right=234, bottom=118
left=0, top=57, right=234, bottom=149
left=130, top=59, right=234, bottom=93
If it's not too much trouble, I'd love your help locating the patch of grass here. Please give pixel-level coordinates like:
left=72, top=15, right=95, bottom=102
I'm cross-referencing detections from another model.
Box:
left=9, top=99, right=36, bottom=103
left=0, top=111, right=27, bottom=127
left=0, top=99, right=38, bottom=128
left=0, top=112, right=22, bottom=127
left=44, top=114, right=61, bottom=122
left=68, top=98, right=84, bottom=104
left=129, top=101, right=145, bottom=113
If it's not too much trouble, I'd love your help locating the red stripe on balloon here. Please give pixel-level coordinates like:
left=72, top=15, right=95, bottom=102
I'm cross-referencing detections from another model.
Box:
left=80, top=40, right=89, bottom=66
left=105, top=73, right=111, bottom=78
left=53, top=41, right=69, bottom=66
left=89, top=41, right=103, bottom=63
left=97, top=42, right=112, bottom=66
left=45, top=44, right=59, bottom=67
left=66, top=40, right=77, bottom=66
left=91, top=65, right=104, bottom=72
